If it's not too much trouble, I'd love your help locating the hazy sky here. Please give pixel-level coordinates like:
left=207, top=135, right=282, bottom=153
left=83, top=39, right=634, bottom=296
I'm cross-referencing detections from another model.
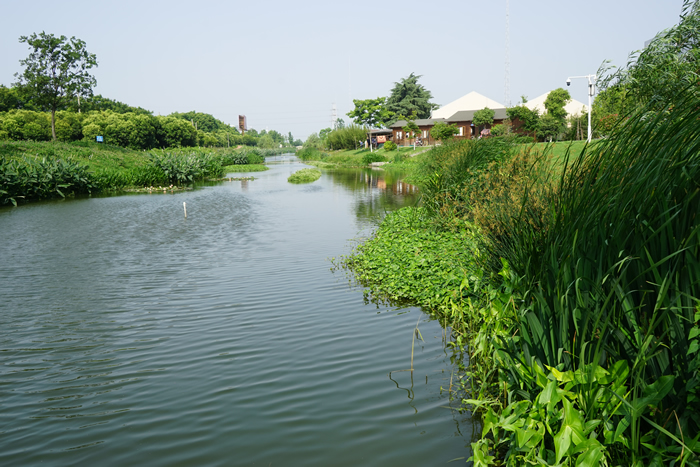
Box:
left=0, top=0, right=685, bottom=139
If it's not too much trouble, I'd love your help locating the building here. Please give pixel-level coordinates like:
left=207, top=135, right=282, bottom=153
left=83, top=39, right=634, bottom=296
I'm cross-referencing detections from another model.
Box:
left=390, top=91, right=507, bottom=146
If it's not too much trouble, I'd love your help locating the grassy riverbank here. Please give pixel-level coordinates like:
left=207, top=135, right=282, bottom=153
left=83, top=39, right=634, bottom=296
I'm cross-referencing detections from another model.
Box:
left=0, top=141, right=283, bottom=205
left=342, top=98, right=700, bottom=465
left=297, top=145, right=425, bottom=168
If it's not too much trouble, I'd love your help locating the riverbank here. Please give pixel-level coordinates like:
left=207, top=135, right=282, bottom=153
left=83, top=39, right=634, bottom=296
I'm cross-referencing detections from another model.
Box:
left=297, top=145, right=426, bottom=168
left=342, top=108, right=700, bottom=465
left=0, top=141, right=286, bottom=205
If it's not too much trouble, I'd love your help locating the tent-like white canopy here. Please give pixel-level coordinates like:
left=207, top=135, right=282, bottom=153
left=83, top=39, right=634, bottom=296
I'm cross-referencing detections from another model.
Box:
left=523, top=91, right=588, bottom=116
left=431, top=91, right=505, bottom=119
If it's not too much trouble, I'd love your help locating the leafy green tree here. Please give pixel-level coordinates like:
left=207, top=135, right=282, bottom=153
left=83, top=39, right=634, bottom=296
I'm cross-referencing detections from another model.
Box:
left=258, top=134, right=276, bottom=148
left=601, top=0, right=700, bottom=110
left=0, top=85, right=29, bottom=112
left=303, top=133, right=323, bottom=149
left=473, top=107, right=495, bottom=132
left=385, top=73, right=437, bottom=121
left=73, top=94, right=152, bottom=115
left=14, top=32, right=98, bottom=141
left=538, top=113, right=563, bottom=142
left=429, top=121, right=459, bottom=142
left=506, top=105, right=540, bottom=134
left=319, top=127, right=333, bottom=141
left=544, top=88, right=571, bottom=122
left=157, top=116, right=197, bottom=147
left=335, top=117, right=345, bottom=129
left=288, top=132, right=294, bottom=146
left=347, top=97, right=394, bottom=128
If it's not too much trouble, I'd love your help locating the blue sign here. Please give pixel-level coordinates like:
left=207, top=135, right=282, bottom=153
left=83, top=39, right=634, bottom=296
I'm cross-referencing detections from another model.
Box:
left=96, top=135, right=104, bottom=143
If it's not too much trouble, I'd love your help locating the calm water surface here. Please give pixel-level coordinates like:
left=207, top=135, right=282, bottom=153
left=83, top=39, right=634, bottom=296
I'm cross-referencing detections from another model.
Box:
left=0, top=157, right=473, bottom=465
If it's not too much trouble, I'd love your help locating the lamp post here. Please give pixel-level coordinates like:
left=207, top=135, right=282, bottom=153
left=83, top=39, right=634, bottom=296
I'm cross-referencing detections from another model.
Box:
left=566, top=74, right=596, bottom=142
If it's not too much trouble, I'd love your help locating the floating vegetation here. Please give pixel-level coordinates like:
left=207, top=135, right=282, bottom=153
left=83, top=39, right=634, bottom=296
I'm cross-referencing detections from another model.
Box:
left=287, top=168, right=321, bottom=184
left=208, top=176, right=257, bottom=182
left=123, top=185, right=192, bottom=193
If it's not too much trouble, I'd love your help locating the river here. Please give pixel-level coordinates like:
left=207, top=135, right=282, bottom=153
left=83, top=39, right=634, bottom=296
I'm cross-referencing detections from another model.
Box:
left=0, top=157, right=473, bottom=465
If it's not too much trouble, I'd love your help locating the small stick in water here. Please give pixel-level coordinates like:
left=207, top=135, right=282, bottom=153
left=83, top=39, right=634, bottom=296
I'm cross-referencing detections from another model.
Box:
left=183, top=202, right=187, bottom=218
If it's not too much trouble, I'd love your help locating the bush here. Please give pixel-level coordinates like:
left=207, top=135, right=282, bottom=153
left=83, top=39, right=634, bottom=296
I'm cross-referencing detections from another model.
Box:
left=296, top=147, right=327, bottom=161
left=383, top=141, right=397, bottom=151
left=361, top=152, right=386, bottom=165
left=324, top=125, right=367, bottom=150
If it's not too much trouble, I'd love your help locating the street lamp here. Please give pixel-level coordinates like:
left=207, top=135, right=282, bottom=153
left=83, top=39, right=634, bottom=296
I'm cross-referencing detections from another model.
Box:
left=566, top=74, right=596, bottom=142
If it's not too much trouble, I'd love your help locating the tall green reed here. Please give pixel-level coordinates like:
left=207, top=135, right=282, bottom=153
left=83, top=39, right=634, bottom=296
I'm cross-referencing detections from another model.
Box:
left=483, top=92, right=700, bottom=464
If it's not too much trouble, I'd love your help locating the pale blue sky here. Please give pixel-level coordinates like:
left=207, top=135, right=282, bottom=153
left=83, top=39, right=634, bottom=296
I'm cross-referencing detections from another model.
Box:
left=0, top=0, right=684, bottom=139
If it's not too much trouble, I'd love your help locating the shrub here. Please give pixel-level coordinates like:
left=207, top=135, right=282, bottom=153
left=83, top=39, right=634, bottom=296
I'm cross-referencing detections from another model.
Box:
left=383, top=141, right=397, bottom=151
left=361, top=152, right=386, bottom=165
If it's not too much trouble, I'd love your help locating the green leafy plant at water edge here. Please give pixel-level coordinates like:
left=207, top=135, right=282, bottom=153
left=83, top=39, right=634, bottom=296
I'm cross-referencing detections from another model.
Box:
left=287, top=168, right=321, bottom=184
left=362, top=152, right=386, bottom=165
left=1, top=155, right=95, bottom=205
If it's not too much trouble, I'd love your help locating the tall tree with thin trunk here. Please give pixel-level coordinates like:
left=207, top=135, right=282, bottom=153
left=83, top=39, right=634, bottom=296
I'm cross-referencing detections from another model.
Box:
left=14, top=32, right=98, bottom=142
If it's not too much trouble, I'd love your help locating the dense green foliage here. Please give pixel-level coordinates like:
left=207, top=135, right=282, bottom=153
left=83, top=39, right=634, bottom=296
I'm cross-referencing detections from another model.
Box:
left=342, top=89, right=700, bottom=464
left=430, top=121, right=459, bottom=141
left=324, top=125, right=367, bottom=150
left=296, top=147, right=328, bottom=161
left=0, top=109, right=260, bottom=149
left=287, top=168, right=321, bottom=184
left=0, top=141, right=272, bottom=205
left=472, top=107, right=495, bottom=129
left=385, top=73, right=437, bottom=122
left=14, top=32, right=98, bottom=141
left=347, top=97, right=394, bottom=128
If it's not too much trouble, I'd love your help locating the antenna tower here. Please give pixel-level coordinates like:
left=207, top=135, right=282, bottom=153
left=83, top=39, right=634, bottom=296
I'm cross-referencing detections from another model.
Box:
left=331, top=103, right=338, bottom=129
left=504, top=0, right=511, bottom=107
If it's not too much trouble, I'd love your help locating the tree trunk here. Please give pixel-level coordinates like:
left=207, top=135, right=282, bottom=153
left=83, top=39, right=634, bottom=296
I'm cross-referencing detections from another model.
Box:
left=51, top=108, right=56, bottom=142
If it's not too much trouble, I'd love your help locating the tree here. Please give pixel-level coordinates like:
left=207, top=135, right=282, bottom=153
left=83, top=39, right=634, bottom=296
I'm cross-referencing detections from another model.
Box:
left=600, top=0, right=700, bottom=111
left=14, top=32, right=98, bottom=141
left=385, top=73, right=437, bottom=121
left=538, top=113, right=562, bottom=142
left=430, top=121, right=459, bottom=142
left=507, top=105, right=540, bottom=135
left=347, top=97, right=394, bottom=128
left=543, top=88, right=571, bottom=123
left=288, top=132, right=294, bottom=146
left=399, top=113, right=420, bottom=149
left=473, top=107, right=495, bottom=132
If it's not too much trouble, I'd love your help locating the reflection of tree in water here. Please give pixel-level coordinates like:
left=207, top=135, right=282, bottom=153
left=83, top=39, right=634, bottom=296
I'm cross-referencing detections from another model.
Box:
left=324, top=168, right=419, bottom=222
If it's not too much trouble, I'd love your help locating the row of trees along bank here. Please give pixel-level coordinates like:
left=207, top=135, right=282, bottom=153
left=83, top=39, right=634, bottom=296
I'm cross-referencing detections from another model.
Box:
left=1, top=32, right=298, bottom=150
left=341, top=1, right=700, bottom=465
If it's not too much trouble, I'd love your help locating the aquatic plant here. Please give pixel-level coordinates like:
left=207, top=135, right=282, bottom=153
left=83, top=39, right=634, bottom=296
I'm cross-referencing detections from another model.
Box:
left=287, top=168, right=321, bottom=184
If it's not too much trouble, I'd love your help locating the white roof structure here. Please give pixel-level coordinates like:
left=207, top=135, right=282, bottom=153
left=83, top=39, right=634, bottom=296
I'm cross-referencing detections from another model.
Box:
left=524, top=91, right=588, bottom=116
left=431, top=91, right=505, bottom=119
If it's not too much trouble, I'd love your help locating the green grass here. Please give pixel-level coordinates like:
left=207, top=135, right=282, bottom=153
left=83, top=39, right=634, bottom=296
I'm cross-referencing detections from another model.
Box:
left=223, top=164, right=268, bottom=172
left=287, top=168, right=321, bottom=184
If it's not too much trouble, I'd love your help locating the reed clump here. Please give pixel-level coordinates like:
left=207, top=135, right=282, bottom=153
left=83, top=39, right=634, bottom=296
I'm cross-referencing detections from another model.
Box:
left=342, top=93, right=700, bottom=464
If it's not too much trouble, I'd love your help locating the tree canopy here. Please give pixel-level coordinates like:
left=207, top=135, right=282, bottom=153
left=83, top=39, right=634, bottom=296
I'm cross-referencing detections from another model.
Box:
left=506, top=105, right=540, bottom=134
left=473, top=107, right=495, bottom=129
left=543, top=88, right=571, bottom=122
left=347, top=97, right=394, bottom=128
left=385, top=73, right=437, bottom=121
left=14, top=32, right=98, bottom=141
left=429, top=121, right=459, bottom=141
